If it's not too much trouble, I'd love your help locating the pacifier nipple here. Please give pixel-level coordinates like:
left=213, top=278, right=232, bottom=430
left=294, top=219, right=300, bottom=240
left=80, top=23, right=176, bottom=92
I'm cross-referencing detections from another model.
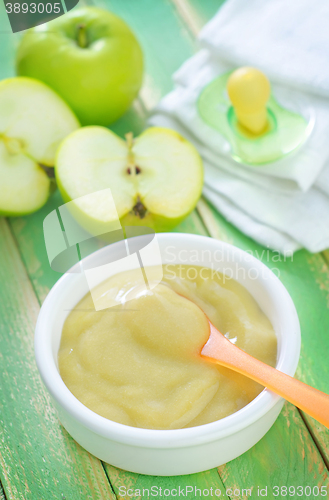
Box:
left=227, top=67, right=270, bottom=135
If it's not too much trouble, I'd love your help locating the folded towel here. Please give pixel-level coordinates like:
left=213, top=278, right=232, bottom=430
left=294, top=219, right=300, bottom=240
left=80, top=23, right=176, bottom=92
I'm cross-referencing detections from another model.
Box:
left=150, top=0, right=329, bottom=254
left=200, top=0, right=329, bottom=98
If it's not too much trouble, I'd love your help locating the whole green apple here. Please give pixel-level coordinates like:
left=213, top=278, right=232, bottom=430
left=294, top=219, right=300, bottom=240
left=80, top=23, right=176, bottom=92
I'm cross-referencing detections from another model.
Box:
left=16, top=7, right=144, bottom=126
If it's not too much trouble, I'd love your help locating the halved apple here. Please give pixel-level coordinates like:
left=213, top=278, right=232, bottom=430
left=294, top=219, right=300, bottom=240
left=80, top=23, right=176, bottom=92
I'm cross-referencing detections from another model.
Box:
left=0, top=77, right=80, bottom=216
left=55, top=126, right=204, bottom=233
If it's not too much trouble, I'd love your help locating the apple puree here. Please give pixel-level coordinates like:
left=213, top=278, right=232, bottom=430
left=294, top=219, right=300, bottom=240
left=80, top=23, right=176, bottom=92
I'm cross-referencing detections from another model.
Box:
left=58, top=265, right=277, bottom=429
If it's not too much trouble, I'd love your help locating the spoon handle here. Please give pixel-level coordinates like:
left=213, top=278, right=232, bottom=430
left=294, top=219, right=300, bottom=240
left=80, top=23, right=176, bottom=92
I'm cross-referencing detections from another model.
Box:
left=202, top=324, right=329, bottom=428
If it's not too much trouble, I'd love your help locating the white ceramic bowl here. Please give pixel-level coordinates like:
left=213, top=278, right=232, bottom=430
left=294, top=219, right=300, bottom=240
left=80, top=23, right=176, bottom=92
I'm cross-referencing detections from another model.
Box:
left=35, top=233, right=300, bottom=476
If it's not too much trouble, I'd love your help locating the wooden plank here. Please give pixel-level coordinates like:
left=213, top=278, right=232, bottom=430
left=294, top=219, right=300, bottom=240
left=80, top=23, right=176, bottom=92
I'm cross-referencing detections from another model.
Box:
left=17, top=191, right=329, bottom=497
left=108, top=467, right=228, bottom=500
left=96, top=0, right=197, bottom=105
left=170, top=0, right=225, bottom=37
left=170, top=0, right=329, bottom=490
left=322, top=250, right=329, bottom=266
left=218, top=402, right=329, bottom=499
left=0, top=11, right=10, bottom=490
left=174, top=0, right=224, bottom=31
left=196, top=201, right=329, bottom=491
left=171, top=0, right=329, bottom=271
left=171, top=0, right=329, bottom=470
left=0, top=484, right=6, bottom=500
left=4, top=2, right=220, bottom=496
left=168, top=0, right=202, bottom=37
left=7, top=0, right=202, bottom=298
left=9, top=193, right=208, bottom=303
left=0, top=1, right=16, bottom=79
left=4, top=1, right=226, bottom=496
left=4, top=0, right=329, bottom=496
left=197, top=198, right=234, bottom=245
left=197, top=187, right=329, bottom=466
left=0, top=219, right=116, bottom=500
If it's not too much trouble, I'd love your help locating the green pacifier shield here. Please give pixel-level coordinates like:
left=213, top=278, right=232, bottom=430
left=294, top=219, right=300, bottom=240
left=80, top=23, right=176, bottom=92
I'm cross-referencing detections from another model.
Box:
left=197, top=72, right=310, bottom=165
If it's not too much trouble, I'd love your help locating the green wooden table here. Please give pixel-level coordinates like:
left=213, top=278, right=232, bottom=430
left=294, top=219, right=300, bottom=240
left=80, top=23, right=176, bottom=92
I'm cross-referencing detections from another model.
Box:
left=1, top=1, right=329, bottom=499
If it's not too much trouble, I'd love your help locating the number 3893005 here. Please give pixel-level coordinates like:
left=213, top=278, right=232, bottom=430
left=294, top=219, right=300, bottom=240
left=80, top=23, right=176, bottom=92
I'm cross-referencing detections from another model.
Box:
left=5, top=2, right=61, bottom=14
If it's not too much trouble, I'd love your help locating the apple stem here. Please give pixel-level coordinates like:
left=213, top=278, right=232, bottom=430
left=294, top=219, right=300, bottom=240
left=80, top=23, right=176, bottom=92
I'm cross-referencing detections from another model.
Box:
left=77, top=24, right=88, bottom=48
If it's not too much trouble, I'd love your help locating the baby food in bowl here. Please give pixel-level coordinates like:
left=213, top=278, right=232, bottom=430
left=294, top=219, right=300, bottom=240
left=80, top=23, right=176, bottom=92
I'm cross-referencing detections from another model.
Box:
left=58, top=264, right=277, bottom=430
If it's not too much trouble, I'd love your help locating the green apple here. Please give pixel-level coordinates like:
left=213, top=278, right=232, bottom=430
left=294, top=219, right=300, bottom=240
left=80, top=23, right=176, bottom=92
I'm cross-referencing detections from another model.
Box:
left=16, top=7, right=144, bottom=127
left=55, top=126, right=203, bottom=233
left=0, top=77, right=80, bottom=216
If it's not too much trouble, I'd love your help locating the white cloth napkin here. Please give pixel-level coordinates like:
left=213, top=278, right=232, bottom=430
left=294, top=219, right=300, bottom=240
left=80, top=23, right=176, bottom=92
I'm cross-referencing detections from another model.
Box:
left=200, top=0, right=329, bottom=99
left=149, top=0, right=329, bottom=254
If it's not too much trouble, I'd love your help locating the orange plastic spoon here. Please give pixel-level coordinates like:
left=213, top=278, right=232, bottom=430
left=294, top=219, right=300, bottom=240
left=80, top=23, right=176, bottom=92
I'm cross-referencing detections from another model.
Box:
left=201, top=319, right=329, bottom=428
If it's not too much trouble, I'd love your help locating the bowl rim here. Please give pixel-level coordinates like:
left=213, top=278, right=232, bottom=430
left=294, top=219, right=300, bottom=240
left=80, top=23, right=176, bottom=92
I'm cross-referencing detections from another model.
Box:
left=35, top=232, right=301, bottom=448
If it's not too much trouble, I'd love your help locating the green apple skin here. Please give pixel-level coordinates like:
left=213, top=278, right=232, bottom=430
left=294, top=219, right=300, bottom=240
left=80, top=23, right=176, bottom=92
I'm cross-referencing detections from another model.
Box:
left=120, top=211, right=188, bottom=233
left=0, top=184, right=49, bottom=217
left=16, top=7, right=144, bottom=126
left=56, top=172, right=189, bottom=234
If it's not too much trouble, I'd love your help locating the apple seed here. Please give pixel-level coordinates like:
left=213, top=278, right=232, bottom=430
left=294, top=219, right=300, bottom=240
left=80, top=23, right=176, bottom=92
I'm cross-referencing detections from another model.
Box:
left=127, top=166, right=142, bottom=175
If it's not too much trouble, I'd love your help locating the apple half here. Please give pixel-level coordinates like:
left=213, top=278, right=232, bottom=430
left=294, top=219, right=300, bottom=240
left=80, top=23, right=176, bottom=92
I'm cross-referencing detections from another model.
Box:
left=55, top=126, right=204, bottom=233
left=0, top=77, right=80, bottom=216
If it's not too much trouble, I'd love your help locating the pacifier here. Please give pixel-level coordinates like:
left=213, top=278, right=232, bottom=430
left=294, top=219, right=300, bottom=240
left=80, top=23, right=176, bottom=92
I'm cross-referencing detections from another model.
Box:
left=197, top=67, right=314, bottom=165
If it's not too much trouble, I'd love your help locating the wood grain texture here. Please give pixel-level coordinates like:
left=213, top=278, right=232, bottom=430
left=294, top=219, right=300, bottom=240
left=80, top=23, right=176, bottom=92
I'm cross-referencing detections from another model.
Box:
left=2, top=0, right=329, bottom=497
left=0, top=484, right=6, bottom=500
left=0, top=219, right=116, bottom=500
left=0, top=1, right=17, bottom=79
left=97, top=0, right=197, bottom=99
left=322, top=250, right=329, bottom=266
left=169, top=0, right=202, bottom=37
left=197, top=200, right=329, bottom=462
left=171, top=0, right=329, bottom=470
left=0, top=10, right=12, bottom=495
left=9, top=194, right=208, bottom=305
left=108, top=466, right=228, bottom=500
left=217, top=402, right=329, bottom=499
